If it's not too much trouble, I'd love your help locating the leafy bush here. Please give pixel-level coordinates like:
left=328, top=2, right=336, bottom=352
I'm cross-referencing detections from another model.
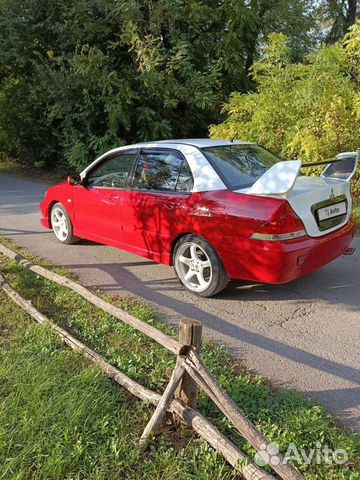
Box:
left=0, top=0, right=322, bottom=171
left=211, top=22, right=359, bottom=167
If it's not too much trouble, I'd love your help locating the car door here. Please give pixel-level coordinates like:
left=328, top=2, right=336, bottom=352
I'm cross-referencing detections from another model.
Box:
left=121, top=148, right=193, bottom=261
left=72, top=150, right=138, bottom=246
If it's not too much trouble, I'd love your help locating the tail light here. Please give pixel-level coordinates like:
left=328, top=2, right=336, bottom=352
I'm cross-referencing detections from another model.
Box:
left=251, top=202, right=307, bottom=241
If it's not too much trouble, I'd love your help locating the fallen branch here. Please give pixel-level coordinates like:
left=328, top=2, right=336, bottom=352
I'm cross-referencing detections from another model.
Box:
left=0, top=271, right=275, bottom=480
left=139, top=361, right=185, bottom=452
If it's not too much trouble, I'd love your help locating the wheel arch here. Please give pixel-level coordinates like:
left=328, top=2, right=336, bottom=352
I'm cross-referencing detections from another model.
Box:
left=48, top=200, right=60, bottom=228
left=170, top=232, right=193, bottom=265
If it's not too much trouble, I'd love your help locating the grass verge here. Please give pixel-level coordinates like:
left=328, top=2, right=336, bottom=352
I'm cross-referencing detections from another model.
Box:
left=0, top=299, right=232, bottom=480
left=0, top=236, right=358, bottom=479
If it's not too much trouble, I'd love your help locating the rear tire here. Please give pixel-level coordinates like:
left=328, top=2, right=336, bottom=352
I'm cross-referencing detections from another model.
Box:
left=50, top=203, right=80, bottom=245
left=173, top=235, right=229, bottom=297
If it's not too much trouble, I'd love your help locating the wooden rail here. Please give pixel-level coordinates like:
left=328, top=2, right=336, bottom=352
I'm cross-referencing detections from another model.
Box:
left=0, top=243, right=304, bottom=480
left=0, top=244, right=183, bottom=355
left=0, top=271, right=273, bottom=480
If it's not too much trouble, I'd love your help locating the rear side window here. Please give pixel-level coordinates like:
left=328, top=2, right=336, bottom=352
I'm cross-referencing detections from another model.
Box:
left=176, top=160, right=193, bottom=192
left=201, top=144, right=280, bottom=190
left=132, top=149, right=193, bottom=193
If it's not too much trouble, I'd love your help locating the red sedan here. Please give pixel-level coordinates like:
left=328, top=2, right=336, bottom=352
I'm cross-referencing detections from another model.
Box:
left=40, top=139, right=357, bottom=297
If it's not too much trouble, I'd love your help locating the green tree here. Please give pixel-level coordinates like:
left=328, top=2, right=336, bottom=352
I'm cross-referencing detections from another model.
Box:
left=319, top=0, right=358, bottom=43
left=244, top=0, right=321, bottom=71
left=0, top=0, right=323, bottom=170
left=210, top=21, right=360, bottom=165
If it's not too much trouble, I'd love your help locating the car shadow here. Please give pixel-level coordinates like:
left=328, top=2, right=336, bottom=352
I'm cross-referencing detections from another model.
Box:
left=305, top=386, right=360, bottom=430
left=61, top=258, right=360, bottom=390
left=69, top=238, right=359, bottom=311
left=0, top=226, right=50, bottom=236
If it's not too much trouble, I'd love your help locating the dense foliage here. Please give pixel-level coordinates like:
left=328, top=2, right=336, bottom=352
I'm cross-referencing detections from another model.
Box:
left=0, top=0, right=326, bottom=170
left=211, top=21, right=360, bottom=165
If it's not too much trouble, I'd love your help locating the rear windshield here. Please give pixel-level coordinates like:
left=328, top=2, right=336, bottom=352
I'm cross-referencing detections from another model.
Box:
left=201, top=144, right=280, bottom=190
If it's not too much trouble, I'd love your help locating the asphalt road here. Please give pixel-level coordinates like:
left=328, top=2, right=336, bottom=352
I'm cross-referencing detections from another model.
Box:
left=0, top=173, right=359, bottom=431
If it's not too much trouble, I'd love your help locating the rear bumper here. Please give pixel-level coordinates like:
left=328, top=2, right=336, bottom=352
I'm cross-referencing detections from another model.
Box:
left=228, top=218, right=357, bottom=284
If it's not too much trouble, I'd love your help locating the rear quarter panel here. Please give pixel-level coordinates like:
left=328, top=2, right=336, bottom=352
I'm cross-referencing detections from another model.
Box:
left=169, top=190, right=284, bottom=277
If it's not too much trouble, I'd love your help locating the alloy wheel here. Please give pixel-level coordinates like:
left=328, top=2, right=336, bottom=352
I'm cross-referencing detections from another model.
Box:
left=51, top=206, right=69, bottom=241
left=175, top=242, right=213, bottom=292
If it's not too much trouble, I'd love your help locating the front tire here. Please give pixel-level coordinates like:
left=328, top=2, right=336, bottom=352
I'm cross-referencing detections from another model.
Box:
left=50, top=203, right=79, bottom=245
left=173, top=235, right=229, bottom=297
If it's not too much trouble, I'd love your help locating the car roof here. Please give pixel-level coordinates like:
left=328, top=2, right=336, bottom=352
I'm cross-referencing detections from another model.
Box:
left=132, top=138, right=252, bottom=148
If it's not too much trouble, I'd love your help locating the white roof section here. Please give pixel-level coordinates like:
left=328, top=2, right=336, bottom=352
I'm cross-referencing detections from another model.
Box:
left=155, top=138, right=252, bottom=148
left=98, top=138, right=251, bottom=149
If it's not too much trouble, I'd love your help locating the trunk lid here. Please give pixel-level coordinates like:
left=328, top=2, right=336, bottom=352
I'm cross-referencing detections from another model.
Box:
left=286, top=176, right=351, bottom=237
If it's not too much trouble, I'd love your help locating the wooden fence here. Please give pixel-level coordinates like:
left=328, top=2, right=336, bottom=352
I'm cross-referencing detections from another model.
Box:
left=0, top=243, right=304, bottom=480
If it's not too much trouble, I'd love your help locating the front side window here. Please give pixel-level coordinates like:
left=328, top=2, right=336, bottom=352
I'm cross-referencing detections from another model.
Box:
left=86, top=153, right=136, bottom=189
left=132, top=149, right=193, bottom=192
left=201, top=144, right=280, bottom=190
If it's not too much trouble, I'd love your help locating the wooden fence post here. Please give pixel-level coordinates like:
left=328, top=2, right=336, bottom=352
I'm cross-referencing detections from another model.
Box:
left=176, top=320, right=202, bottom=408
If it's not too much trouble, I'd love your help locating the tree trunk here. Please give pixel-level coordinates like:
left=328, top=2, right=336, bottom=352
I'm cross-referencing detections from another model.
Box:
left=346, top=0, right=357, bottom=28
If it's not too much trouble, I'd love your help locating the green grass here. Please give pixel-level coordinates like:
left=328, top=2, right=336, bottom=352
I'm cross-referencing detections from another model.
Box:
left=0, top=297, right=233, bottom=480
left=0, top=237, right=359, bottom=479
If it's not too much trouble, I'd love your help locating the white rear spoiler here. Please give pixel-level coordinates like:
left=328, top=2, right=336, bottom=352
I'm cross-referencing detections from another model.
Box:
left=242, top=160, right=302, bottom=195
left=239, top=152, right=358, bottom=196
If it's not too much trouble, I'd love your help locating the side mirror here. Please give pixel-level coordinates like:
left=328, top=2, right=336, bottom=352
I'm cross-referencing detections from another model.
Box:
left=67, top=174, right=82, bottom=186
